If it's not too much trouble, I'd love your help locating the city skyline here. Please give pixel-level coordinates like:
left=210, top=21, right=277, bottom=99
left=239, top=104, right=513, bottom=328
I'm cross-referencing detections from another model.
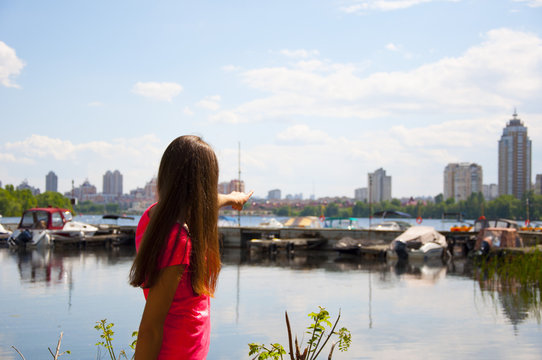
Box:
left=1, top=1, right=541, bottom=199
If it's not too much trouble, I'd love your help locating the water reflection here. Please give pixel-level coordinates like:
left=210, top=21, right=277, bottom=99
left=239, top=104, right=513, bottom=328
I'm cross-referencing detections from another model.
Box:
left=8, top=246, right=135, bottom=284
left=226, top=249, right=542, bottom=328
left=474, top=269, right=541, bottom=329
left=1, top=246, right=540, bottom=359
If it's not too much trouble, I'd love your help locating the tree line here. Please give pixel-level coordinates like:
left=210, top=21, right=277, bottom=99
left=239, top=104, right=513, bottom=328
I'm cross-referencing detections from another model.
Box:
left=2, top=185, right=540, bottom=223
left=0, top=186, right=120, bottom=217
left=271, top=191, right=542, bottom=222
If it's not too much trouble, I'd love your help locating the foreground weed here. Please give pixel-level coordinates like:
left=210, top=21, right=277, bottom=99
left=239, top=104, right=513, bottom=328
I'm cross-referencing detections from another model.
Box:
left=249, top=307, right=351, bottom=360
left=95, top=319, right=137, bottom=360
left=11, top=332, right=70, bottom=360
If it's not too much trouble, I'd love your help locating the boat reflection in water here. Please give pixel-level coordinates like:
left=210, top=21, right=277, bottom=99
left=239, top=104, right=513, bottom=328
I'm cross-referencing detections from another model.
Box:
left=236, top=248, right=541, bottom=328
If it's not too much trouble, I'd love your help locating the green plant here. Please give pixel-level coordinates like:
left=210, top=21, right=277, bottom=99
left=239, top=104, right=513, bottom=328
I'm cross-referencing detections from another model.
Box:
left=95, top=319, right=138, bottom=360
left=249, top=307, right=351, bottom=360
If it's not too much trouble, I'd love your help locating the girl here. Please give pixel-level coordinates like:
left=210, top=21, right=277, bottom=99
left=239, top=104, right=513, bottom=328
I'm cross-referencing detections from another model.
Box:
left=129, top=135, right=252, bottom=359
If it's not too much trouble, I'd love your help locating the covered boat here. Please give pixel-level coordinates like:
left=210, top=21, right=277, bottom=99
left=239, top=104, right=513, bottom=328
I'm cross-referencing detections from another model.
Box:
left=388, top=226, right=448, bottom=261
left=283, top=216, right=322, bottom=228
left=8, top=207, right=98, bottom=248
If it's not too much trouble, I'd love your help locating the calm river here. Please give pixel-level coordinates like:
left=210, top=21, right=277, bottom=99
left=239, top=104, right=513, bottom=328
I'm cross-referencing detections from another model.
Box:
left=0, top=246, right=540, bottom=360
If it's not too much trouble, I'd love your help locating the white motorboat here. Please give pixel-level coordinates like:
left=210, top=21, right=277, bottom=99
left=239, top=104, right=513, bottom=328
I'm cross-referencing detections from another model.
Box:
left=0, top=223, right=12, bottom=240
left=387, top=226, right=448, bottom=261
left=8, top=207, right=98, bottom=247
left=369, top=221, right=411, bottom=231
left=258, top=218, right=284, bottom=228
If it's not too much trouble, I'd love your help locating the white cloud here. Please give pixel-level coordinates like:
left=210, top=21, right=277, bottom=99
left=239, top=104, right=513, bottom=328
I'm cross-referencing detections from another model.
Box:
left=222, top=64, right=241, bottom=72
left=276, top=124, right=332, bottom=145
left=279, top=49, right=320, bottom=58
left=386, top=43, right=399, bottom=51
left=131, top=81, right=183, bottom=101
left=513, top=0, right=542, bottom=7
left=210, top=28, right=542, bottom=124
left=0, top=41, right=25, bottom=88
left=183, top=106, right=194, bottom=116
left=1, top=134, right=163, bottom=192
left=196, top=95, right=221, bottom=111
left=340, top=0, right=443, bottom=13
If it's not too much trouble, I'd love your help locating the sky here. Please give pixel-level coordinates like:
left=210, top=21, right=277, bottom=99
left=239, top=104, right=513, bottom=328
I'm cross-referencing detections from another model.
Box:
left=0, top=0, right=541, bottom=200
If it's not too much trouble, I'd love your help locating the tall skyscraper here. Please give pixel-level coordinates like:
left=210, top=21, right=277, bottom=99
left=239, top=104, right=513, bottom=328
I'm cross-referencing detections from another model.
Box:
left=45, top=171, right=58, bottom=192
left=443, top=163, right=483, bottom=202
left=368, top=168, right=391, bottom=203
left=103, top=170, right=123, bottom=195
left=498, top=111, right=531, bottom=198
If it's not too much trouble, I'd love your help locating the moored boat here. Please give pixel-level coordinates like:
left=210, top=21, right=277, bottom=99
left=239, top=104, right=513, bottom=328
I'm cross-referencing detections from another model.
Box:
left=248, top=236, right=326, bottom=253
left=0, top=223, right=12, bottom=241
left=8, top=207, right=98, bottom=248
left=387, top=226, right=448, bottom=261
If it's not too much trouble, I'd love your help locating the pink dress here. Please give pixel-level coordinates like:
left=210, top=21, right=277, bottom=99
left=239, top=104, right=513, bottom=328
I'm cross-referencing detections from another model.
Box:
left=135, top=204, right=210, bottom=359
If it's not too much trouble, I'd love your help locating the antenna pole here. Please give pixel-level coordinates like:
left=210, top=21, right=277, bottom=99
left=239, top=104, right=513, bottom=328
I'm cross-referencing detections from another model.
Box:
left=238, top=141, right=241, bottom=226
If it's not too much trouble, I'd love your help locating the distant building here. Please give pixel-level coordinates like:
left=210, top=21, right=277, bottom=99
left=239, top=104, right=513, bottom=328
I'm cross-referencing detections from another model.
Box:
left=483, top=184, right=498, bottom=201
left=285, top=193, right=303, bottom=200
left=218, top=182, right=229, bottom=194
left=354, top=187, right=368, bottom=202
left=267, top=189, right=281, bottom=200
left=219, top=179, right=245, bottom=194
left=65, top=179, right=97, bottom=202
left=103, top=170, right=123, bottom=196
left=17, top=180, right=41, bottom=196
left=498, top=111, right=531, bottom=199
left=368, top=168, right=391, bottom=203
left=535, top=174, right=542, bottom=195
left=444, top=163, right=483, bottom=202
left=45, top=171, right=58, bottom=192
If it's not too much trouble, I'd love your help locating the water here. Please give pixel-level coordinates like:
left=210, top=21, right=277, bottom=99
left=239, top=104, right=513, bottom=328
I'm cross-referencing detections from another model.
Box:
left=0, top=247, right=540, bottom=360
left=2, top=215, right=482, bottom=232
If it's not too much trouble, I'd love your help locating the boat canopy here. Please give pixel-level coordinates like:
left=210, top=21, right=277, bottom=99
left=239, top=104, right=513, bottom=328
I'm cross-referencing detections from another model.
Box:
left=392, top=226, right=446, bottom=247
left=373, top=210, right=412, bottom=218
left=283, top=216, right=321, bottom=228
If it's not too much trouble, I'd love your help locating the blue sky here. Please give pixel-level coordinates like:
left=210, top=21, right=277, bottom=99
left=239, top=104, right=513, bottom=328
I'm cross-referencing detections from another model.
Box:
left=1, top=0, right=541, bottom=199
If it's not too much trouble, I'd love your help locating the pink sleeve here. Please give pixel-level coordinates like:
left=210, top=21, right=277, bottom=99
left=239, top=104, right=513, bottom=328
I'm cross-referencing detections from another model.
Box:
left=160, top=224, right=191, bottom=268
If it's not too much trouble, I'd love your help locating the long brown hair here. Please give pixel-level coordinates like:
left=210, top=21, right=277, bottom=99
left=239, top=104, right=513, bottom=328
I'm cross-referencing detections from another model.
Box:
left=129, top=135, right=220, bottom=296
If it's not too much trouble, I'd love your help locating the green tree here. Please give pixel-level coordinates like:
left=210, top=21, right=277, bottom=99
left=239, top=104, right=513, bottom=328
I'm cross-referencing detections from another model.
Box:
left=15, top=189, right=37, bottom=212
left=36, top=191, right=73, bottom=210
left=324, top=203, right=339, bottom=217
left=275, top=205, right=292, bottom=217
left=300, top=205, right=318, bottom=216
left=0, top=188, right=22, bottom=216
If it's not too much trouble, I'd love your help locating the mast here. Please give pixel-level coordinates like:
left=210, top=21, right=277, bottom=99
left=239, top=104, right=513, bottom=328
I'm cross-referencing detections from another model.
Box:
left=238, top=141, right=241, bottom=226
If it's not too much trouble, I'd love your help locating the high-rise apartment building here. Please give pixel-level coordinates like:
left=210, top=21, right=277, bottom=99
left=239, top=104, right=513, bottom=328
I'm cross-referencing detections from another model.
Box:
left=228, top=179, right=245, bottom=193
left=45, top=171, right=58, bottom=192
left=368, top=168, right=391, bottom=203
left=103, top=170, right=123, bottom=196
left=218, top=179, right=246, bottom=194
left=268, top=189, right=281, bottom=200
left=354, top=187, right=368, bottom=202
left=483, top=184, right=498, bottom=201
left=498, top=111, right=532, bottom=199
left=443, top=163, right=483, bottom=202
left=535, top=174, right=542, bottom=195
